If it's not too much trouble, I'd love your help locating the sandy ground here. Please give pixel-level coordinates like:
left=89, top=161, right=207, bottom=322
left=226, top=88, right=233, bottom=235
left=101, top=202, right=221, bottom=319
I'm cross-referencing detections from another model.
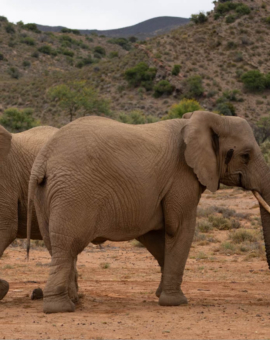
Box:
left=0, top=189, right=270, bottom=340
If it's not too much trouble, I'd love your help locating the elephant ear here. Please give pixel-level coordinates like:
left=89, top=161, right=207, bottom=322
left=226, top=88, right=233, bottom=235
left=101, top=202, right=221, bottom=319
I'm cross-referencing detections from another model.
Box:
left=0, top=126, right=12, bottom=160
left=182, top=111, right=224, bottom=193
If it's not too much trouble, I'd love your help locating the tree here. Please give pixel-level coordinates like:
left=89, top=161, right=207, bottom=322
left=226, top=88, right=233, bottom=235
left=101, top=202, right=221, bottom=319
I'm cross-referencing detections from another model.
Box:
left=253, top=116, right=270, bottom=144
left=0, top=108, right=39, bottom=132
left=47, top=81, right=111, bottom=122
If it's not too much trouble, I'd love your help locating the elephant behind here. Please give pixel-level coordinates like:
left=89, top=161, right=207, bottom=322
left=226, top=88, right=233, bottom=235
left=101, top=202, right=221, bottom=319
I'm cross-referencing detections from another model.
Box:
left=27, top=112, right=270, bottom=313
left=0, top=125, right=58, bottom=300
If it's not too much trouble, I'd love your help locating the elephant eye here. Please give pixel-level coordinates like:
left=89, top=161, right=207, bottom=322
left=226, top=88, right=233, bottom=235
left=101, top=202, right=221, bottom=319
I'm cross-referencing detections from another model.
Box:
left=241, top=153, right=250, bottom=164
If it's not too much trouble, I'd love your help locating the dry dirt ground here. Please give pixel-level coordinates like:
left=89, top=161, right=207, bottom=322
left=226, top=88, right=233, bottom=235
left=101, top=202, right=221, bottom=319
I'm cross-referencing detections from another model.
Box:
left=1, top=189, right=270, bottom=340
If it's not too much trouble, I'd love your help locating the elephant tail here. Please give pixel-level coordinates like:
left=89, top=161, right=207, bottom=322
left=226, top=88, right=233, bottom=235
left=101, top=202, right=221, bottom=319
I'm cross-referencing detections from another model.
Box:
left=27, top=158, right=47, bottom=260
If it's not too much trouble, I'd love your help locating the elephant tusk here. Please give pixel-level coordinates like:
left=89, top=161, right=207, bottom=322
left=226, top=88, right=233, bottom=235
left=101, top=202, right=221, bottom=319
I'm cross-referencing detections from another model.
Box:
left=252, top=191, right=270, bottom=214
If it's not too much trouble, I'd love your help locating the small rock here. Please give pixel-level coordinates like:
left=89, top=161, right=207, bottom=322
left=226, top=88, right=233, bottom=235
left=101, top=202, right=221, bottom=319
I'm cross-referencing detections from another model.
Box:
left=31, top=288, right=43, bottom=300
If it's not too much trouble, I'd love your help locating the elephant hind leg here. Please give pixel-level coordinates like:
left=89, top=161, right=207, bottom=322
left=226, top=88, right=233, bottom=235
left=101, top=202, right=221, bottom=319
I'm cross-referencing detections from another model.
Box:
left=137, top=230, right=165, bottom=298
left=68, top=257, right=79, bottom=303
left=43, top=251, right=75, bottom=314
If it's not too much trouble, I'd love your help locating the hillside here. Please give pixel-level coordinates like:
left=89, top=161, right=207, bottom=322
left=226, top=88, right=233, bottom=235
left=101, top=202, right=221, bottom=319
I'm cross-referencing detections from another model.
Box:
left=36, top=16, right=190, bottom=40
left=0, top=0, right=270, bottom=126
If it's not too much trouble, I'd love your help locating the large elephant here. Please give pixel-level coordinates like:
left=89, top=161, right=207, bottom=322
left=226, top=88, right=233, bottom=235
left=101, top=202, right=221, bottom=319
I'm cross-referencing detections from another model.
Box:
left=27, top=111, right=270, bottom=313
left=0, top=125, right=58, bottom=301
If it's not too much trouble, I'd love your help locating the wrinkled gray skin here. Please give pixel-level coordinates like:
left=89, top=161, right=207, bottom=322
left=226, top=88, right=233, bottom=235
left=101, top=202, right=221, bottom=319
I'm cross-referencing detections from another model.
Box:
left=28, top=111, right=270, bottom=314
left=0, top=125, right=58, bottom=301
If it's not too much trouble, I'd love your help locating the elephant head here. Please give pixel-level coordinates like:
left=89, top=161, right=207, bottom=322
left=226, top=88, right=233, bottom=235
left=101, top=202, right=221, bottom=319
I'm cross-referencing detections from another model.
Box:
left=183, top=111, right=270, bottom=269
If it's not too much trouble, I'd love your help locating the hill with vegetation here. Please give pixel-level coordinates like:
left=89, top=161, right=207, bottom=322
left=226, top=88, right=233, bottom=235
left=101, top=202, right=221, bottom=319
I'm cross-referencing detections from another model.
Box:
left=36, top=16, right=190, bottom=40
left=0, top=0, right=270, bottom=133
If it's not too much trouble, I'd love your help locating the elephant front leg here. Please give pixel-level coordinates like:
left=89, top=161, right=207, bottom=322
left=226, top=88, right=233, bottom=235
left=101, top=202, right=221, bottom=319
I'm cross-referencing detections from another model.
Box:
left=159, top=211, right=196, bottom=306
left=0, top=279, right=9, bottom=300
left=137, top=230, right=165, bottom=298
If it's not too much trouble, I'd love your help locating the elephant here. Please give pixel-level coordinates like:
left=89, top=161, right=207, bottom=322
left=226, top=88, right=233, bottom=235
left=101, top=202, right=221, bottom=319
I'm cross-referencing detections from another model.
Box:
left=27, top=111, right=270, bottom=313
left=0, top=124, right=58, bottom=301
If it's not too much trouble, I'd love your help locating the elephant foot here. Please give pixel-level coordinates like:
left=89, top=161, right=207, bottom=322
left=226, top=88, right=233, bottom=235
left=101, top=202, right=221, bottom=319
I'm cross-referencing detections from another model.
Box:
left=159, top=290, right=188, bottom=306
left=0, top=279, right=9, bottom=300
left=31, top=288, right=43, bottom=300
left=43, top=296, right=75, bottom=314
left=155, top=282, right=162, bottom=298
left=68, top=287, right=79, bottom=304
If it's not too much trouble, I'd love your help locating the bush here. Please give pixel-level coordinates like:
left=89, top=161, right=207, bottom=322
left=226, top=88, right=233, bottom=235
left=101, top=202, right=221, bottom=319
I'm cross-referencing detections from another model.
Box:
left=8, top=67, right=20, bottom=79
left=153, top=80, right=174, bottom=98
left=226, top=14, right=237, bottom=23
left=21, top=37, right=36, bottom=46
left=235, top=5, right=251, bottom=16
left=22, top=60, right=31, bottom=67
left=94, top=46, right=106, bottom=56
left=0, top=16, right=8, bottom=22
left=60, top=49, right=74, bottom=57
left=117, top=111, right=159, bottom=124
left=5, top=23, right=15, bottom=34
left=124, top=62, right=157, bottom=90
left=0, top=53, right=4, bottom=61
left=216, top=101, right=236, bottom=116
left=129, top=36, right=137, bottom=43
left=61, top=27, right=80, bottom=35
left=197, top=221, right=213, bottom=233
left=23, top=23, right=41, bottom=33
left=38, top=45, right=57, bottom=56
left=165, top=99, right=202, bottom=119
left=191, top=12, right=208, bottom=24
left=109, top=51, right=118, bottom=58
left=31, top=51, right=39, bottom=58
left=108, top=37, right=131, bottom=51
left=229, top=229, right=258, bottom=244
left=208, top=215, right=232, bottom=230
left=172, top=64, right=181, bottom=76
left=241, top=70, right=265, bottom=91
left=265, top=16, right=270, bottom=24
left=184, top=75, right=204, bottom=98
left=0, top=108, right=39, bottom=132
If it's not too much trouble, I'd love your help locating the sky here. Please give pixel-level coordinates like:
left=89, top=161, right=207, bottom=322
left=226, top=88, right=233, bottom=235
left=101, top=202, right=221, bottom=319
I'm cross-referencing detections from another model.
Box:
left=1, top=0, right=215, bottom=30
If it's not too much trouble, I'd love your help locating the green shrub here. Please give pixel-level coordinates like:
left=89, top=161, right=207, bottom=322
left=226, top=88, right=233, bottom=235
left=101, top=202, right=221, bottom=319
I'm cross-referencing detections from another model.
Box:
left=226, top=14, right=236, bottom=23
left=153, top=80, right=174, bottom=98
left=0, top=53, right=4, bottom=61
left=124, top=62, right=157, bottom=90
left=265, top=16, right=270, bottom=24
left=208, top=215, right=232, bottom=230
left=229, top=229, right=258, bottom=244
left=86, top=36, right=93, bottom=42
left=109, top=51, right=118, bottom=58
left=184, top=75, right=204, bottom=98
left=60, top=49, right=74, bottom=57
left=21, top=37, right=36, bottom=46
left=117, top=111, right=159, bottom=124
left=61, top=27, right=80, bottom=35
left=22, top=60, right=31, bottom=67
left=5, top=23, right=15, bottom=34
left=172, top=64, right=181, bottom=76
left=0, top=108, right=39, bottom=132
left=227, top=41, right=237, bottom=49
left=0, top=16, right=8, bottom=22
left=235, top=5, right=251, bottom=16
left=197, top=220, right=213, bottom=233
left=241, top=70, right=265, bottom=91
left=129, top=36, right=137, bottom=43
left=108, top=37, right=131, bottom=51
left=165, top=99, right=202, bottom=119
left=191, top=12, right=208, bottom=24
left=31, top=51, right=39, bottom=58
left=38, top=45, right=57, bottom=56
left=23, top=23, right=41, bottom=33
left=8, top=67, right=20, bottom=79
left=94, top=46, right=106, bottom=56
left=216, top=101, right=236, bottom=116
